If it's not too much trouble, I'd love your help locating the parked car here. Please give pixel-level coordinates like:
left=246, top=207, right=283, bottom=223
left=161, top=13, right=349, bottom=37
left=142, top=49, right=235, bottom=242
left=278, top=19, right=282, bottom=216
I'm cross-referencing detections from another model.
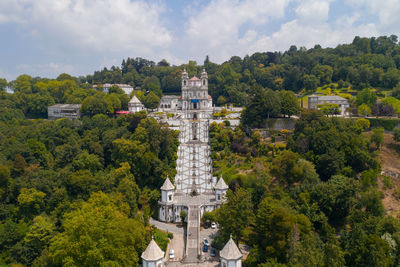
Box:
left=211, top=222, right=216, bottom=229
left=204, top=239, right=209, bottom=246
left=203, top=244, right=208, bottom=252
left=169, top=249, right=175, bottom=259
left=210, top=247, right=216, bottom=257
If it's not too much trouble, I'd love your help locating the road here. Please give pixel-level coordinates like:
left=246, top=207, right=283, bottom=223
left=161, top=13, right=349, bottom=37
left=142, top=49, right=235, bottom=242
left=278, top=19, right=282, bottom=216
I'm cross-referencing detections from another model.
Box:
left=150, top=218, right=184, bottom=234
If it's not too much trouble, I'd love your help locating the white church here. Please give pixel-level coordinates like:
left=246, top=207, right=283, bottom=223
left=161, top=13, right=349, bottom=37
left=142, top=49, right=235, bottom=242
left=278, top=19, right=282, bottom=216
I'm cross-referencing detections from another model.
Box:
left=143, top=68, right=242, bottom=266
left=158, top=68, right=228, bottom=223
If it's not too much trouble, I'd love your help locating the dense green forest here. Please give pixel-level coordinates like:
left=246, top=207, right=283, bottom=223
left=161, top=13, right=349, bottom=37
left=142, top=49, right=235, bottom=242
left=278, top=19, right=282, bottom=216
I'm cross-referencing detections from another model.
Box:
left=0, top=112, right=178, bottom=265
left=1, top=35, right=400, bottom=266
left=208, top=112, right=399, bottom=266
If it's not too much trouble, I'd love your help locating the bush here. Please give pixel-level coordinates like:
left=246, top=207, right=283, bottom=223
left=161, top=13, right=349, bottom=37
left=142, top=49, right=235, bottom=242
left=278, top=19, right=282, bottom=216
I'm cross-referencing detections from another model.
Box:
left=368, top=118, right=399, bottom=131
left=356, top=118, right=370, bottom=131
left=153, top=228, right=169, bottom=251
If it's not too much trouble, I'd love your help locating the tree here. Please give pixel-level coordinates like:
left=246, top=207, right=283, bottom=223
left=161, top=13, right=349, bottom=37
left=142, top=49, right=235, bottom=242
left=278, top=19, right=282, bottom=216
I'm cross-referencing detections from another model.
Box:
left=249, top=197, right=312, bottom=264
left=393, top=128, right=400, bottom=143
left=217, top=95, right=227, bottom=105
left=371, top=127, right=384, bottom=149
left=0, top=78, right=7, bottom=91
left=142, top=91, right=160, bottom=110
left=319, top=103, right=340, bottom=116
left=17, top=188, right=46, bottom=218
left=81, top=95, right=109, bottom=116
left=312, top=64, right=333, bottom=85
left=280, top=90, right=300, bottom=117
left=358, top=104, right=371, bottom=117
left=271, top=151, right=318, bottom=185
left=264, top=88, right=281, bottom=119
left=242, top=85, right=281, bottom=127
left=302, top=74, right=319, bottom=91
left=356, top=88, right=377, bottom=106
left=47, top=192, right=146, bottom=266
left=180, top=210, right=187, bottom=223
left=355, top=118, right=370, bottom=131
left=217, top=188, right=253, bottom=244
left=142, top=76, right=162, bottom=96
left=72, top=151, right=103, bottom=174
left=12, top=216, right=55, bottom=265
left=0, top=165, right=10, bottom=189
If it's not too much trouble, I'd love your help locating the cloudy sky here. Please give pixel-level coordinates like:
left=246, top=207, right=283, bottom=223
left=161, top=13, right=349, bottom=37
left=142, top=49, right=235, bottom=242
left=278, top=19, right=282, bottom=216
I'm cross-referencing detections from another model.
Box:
left=0, top=0, right=399, bottom=80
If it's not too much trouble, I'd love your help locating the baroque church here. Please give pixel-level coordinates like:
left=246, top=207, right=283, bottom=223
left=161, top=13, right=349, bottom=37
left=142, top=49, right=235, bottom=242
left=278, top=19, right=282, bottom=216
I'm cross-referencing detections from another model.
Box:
left=158, top=68, right=228, bottom=223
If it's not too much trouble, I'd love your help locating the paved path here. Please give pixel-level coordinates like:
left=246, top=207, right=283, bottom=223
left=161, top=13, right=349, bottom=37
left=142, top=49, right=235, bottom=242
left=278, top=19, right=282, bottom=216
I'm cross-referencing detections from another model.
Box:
left=184, top=205, right=200, bottom=263
left=166, top=233, right=185, bottom=262
left=150, top=218, right=184, bottom=234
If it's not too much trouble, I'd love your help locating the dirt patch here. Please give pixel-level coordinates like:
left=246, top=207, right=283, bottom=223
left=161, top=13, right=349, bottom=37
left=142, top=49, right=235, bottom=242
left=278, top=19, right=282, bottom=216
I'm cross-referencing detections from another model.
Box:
left=377, top=133, right=400, bottom=217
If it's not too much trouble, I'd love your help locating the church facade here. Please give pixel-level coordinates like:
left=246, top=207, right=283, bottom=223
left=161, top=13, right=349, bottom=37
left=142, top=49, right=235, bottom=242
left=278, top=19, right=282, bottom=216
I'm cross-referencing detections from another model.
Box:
left=158, top=68, right=227, bottom=223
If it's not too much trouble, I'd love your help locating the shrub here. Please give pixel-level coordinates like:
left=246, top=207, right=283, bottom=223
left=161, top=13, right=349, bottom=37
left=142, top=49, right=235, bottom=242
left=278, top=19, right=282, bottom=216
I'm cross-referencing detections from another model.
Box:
left=368, top=118, right=399, bottom=131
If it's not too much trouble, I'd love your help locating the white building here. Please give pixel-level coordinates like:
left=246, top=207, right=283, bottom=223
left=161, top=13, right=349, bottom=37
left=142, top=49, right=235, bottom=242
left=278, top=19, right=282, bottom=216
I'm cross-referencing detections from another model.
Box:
left=141, top=237, right=164, bottom=267
left=128, top=95, right=145, bottom=113
left=215, top=176, right=229, bottom=208
left=158, top=95, right=180, bottom=111
left=308, top=94, right=350, bottom=115
left=157, top=68, right=213, bottom=116
left=220, top=235, right=243, bottom=267
left=48, top=104, right=82, bottom=120
left=93, top=83, right=134, bottom=95
left=158, top=68, right=225, bottom=223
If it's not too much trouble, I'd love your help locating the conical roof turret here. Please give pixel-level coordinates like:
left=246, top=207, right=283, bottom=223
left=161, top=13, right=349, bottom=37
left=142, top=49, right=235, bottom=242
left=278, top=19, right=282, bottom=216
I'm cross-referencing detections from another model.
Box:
left=160, top=176, right=174, bottom=191
left=220, top=234, right=242, bottom=260
left=129, top=94, right=142, bottom=104
left=141, top=236, right=165, bottom=261
left=215, top=175, right=228, bottom=190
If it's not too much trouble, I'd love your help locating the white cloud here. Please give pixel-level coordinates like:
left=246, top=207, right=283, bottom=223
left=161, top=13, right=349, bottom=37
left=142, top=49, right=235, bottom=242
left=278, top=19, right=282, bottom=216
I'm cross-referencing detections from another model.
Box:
left=344, top=0, right=400, bottom=32
left=0, top=0, right=172, bottom=55
left=16, top=62, right=82, bottom=78
left=183, top=0, right=385, bottom=64
left=295, top=0, right=333, bottom=23
left=184, top=0, right=292, bottom=62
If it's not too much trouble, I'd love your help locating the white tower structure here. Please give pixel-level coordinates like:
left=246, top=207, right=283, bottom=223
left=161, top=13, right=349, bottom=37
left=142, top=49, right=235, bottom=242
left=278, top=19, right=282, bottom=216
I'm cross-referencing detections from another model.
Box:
left=141, top=237, right=164, bottom=267
left=220, top=235, right=243, bottom=267
left=159, top=176, right=174, bottom=222
left=175, top=68, right=215, bottom=194
left=215, top=175, right=229, bottom=208
left=181, top=68, right=212, bottom=120
left=158, top=68, right=218, bottom=222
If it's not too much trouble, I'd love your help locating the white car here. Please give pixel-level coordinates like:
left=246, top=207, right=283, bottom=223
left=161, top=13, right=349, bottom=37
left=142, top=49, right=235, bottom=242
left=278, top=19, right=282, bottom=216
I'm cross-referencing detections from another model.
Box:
left=211, top=222, right=216, bottom=229
left=169, top=249, right=175, bottom=259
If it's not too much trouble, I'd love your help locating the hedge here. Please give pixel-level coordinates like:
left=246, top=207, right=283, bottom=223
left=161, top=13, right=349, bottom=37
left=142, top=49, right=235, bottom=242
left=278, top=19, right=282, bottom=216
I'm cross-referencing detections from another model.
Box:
left=367, top=118, right=399, bottom=131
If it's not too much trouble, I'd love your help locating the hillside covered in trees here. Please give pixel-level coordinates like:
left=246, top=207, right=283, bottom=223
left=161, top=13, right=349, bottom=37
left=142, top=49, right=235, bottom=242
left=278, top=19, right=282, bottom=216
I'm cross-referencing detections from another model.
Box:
left=1, top=35, right=400, bottom=266
left=2, top=35, right=400, bottom=126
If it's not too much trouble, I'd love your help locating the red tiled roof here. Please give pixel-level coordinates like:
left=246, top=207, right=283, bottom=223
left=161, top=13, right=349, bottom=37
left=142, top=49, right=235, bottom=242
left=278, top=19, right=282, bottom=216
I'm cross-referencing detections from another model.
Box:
left=189, top=76, right=200, bottom=81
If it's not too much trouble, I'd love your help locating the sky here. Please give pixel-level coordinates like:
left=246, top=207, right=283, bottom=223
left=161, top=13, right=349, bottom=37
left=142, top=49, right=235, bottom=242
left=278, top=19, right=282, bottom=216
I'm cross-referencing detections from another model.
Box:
left=0, top=0, right=399, bottom=80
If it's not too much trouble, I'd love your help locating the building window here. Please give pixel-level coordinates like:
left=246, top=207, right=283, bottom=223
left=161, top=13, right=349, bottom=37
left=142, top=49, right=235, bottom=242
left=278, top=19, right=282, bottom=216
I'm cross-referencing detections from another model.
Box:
left=169, top=195, right=172, bottom=201
left=203, top=80, right=206, bottom=86
left=184, top=80, right=187, bottom=86
left=218, top=194, right=221, bottom=201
